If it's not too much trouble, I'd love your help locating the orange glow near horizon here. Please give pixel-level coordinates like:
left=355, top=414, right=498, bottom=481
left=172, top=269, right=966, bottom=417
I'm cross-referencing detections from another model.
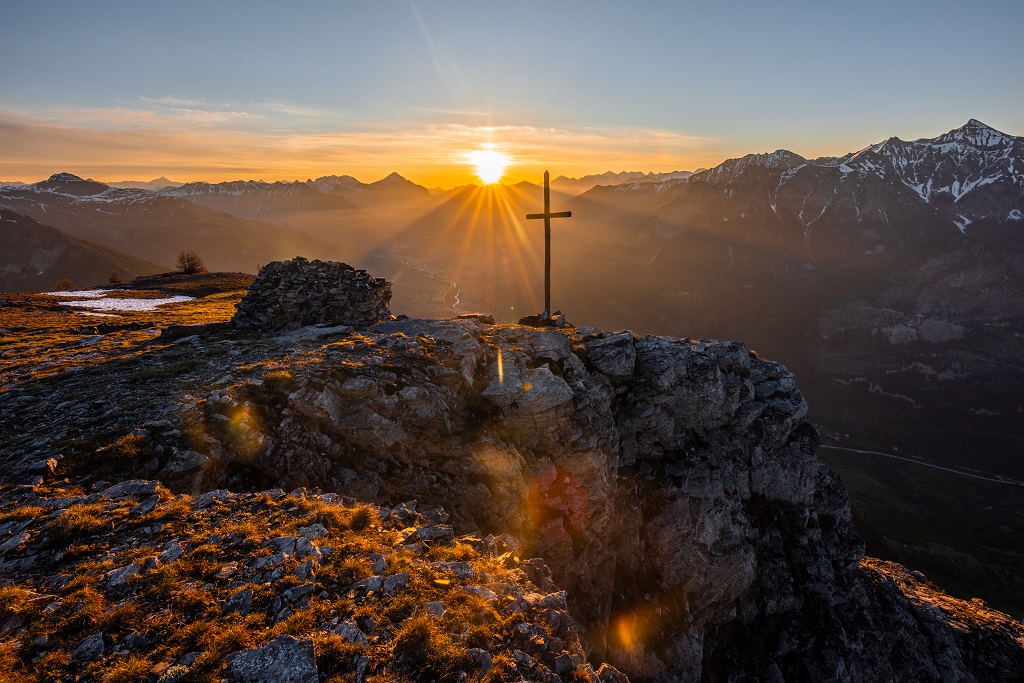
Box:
left=0, top=110, right=725, bottom=189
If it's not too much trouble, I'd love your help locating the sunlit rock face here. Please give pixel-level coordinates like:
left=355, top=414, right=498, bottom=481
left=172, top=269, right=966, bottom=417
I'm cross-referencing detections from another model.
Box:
left=231, top=257, right=391, bottom=332
left=154, top=305, right=1023, bottom=681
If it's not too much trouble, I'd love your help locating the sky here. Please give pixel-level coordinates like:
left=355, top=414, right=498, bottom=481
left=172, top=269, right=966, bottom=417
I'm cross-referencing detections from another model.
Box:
left=2, top=0, right=1022, bottom=188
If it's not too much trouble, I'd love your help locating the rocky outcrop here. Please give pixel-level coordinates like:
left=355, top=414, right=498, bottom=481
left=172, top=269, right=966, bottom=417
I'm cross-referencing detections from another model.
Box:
left=157, top=316, right=1024, bottom=681
left=2, top=269, right=1021, bottom=681
left=231, top=257, right=391, bottom=332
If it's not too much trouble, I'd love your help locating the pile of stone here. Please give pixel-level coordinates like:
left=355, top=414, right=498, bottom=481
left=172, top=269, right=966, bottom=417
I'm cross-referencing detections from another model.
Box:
left=231, top=257, right=391, bottom=332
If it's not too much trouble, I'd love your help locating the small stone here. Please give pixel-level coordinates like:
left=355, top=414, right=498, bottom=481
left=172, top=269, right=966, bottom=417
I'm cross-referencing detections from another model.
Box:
left=383, top=572, right=410, bottom=594
left=178, top=651, right=205, bottom=668
left=252, top=552, right=288, bottom=570
left=295, top=560, right=316, bottom=581
left=298, top=523, right=328, bottom=540
left=106, top=563, right=141, bottom=587
left=223, top=589, right=254, bottom=618
left=271, top=536, right=299, bottom=555
left=73, top=632, right=105, bottom=662
left=214, top=562, right=238, bottom=580
left=424, top=601, right=446, bottom=617
left=159, top=541, right=184, bottom=563
left=129, top=495, right=159, bottom=518
left=464, top=586, right=499, bottom=603
left=0, top=532, right=29, bottom=555
left=294, top=537, right=321, bottom=560
left=332, top=619, right=367, bottom=645
left=225, top=635, right=318, bottom=683
left=281, top=583, right=314, bottom=605
left=408, top=525, right=454, bottom=543
left=350, top=575, right=383, bottom=595
left=431, top=561, right=474, bottom=578
left=468, top=648, right=492, bottom=673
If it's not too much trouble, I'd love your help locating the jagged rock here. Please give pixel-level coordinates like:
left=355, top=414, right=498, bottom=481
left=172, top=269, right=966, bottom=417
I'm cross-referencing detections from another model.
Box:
left=223, top=588, right=253, bottom=617
left=101, top=479, right=159, bottom=499
left=465, top=585, right=499, bottom=603
left=469, top=647, right=493, bottom=672
left=298, top=523, right=327, bottom=539
left=73, top=632, right=105, bottom=662
left=583, top=331, right=636, bottom=379
left=224, top=635, right=318, bottom=683
left=105, top=563, right=141, bottom=587
left=332, top=619, right=367, bottom=645
left=383, top=572, right=409, bottom=594
left=129, top=495, right=159, bottom=517
left=231, top=258, right=391, bottom=332
left=159, top=541, right=184, bottom=563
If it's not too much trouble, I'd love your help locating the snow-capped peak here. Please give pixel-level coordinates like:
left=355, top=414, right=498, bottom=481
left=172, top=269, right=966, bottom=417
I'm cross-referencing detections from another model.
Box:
left=933, top=119, right=1016, bottom=149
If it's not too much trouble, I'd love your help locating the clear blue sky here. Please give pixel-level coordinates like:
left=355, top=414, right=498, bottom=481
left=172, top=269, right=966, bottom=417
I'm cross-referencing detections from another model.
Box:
left=2, top=0, right=1022, bottom=186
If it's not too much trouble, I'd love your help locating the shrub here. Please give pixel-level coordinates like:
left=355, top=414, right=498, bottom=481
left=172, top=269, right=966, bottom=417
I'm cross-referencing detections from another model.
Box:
left=176, top=250, right=208, bottom=275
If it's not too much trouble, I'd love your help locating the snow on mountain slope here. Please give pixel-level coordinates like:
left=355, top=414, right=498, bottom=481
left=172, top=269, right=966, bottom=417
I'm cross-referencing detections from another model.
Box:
left=824, top=119, right=1024, bottom=226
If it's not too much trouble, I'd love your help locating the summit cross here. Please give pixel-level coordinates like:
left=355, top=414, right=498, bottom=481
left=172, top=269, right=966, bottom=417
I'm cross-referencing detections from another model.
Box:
left=525, top=170, right=572, bottom=320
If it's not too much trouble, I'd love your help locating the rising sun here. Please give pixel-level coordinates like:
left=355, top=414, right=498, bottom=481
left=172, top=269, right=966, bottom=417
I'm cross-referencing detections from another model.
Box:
left=467, top=146, right=511, bottom=184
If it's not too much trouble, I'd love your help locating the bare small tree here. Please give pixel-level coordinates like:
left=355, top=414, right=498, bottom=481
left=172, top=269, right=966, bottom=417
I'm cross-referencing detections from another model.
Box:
left=108, top=270, right=121, bottom=284
left=55, top=278, right=74, bottom=291
left=176, top=250, right=207, bottom=275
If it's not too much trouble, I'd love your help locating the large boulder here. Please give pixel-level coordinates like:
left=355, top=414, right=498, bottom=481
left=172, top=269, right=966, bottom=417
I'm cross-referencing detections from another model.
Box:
left=231, top=257, right=391, bottom=332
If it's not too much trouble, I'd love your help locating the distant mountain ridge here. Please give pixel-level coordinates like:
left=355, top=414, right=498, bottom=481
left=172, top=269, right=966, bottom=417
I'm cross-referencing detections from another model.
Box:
left=106, top=176, right=183, bottom=190
left=552, top=170, right=695, bottom=196
left=163, top=178, right=359, bottom=215
left=0, top=173, right=343, bottom=274
left=0, top=209, right=163, bottom=291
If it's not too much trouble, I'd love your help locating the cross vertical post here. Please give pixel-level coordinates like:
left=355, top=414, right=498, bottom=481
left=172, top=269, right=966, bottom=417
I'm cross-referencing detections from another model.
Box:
left=526, top=170, right=572, bottom=320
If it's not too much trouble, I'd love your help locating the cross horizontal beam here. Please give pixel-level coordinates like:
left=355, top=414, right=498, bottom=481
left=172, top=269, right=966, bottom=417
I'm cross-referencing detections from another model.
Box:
left=526, top=211, right=572, bottom=220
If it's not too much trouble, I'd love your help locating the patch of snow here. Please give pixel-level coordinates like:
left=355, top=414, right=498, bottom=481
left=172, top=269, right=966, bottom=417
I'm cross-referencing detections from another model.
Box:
left=952, top=214, right=971, bottom=232
left=56, top=295, right=193, bottom=312
left=79, top=311, right=120, bottom=318
left=42, top=289, right=109, bottom=298
left=1008, top=209, right=1023, bottom=221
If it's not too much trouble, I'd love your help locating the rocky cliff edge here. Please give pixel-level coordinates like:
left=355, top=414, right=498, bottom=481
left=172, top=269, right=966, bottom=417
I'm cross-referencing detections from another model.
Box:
left=1, top=267, right=1022, bottom=681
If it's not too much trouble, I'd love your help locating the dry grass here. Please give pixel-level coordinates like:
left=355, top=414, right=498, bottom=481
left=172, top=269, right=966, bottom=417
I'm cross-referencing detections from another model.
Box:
left=390, top=613, right=474, bottom=682
left=0, top=505, right=47, bottom=523
left=313, top=632, right=367, bottom=682
left=99, top=654, right=153, bottom=683
left=45, top=503, right=110, bottom=545
left=0, top=642, right=36, bottom=683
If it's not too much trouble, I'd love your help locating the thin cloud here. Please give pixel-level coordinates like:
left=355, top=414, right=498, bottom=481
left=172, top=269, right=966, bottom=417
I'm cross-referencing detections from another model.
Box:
left=409, top=106, right=493, bottom=118
left=264, top=101, right=325, bottom=117
left=139, top=96, right=208, bottom=108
